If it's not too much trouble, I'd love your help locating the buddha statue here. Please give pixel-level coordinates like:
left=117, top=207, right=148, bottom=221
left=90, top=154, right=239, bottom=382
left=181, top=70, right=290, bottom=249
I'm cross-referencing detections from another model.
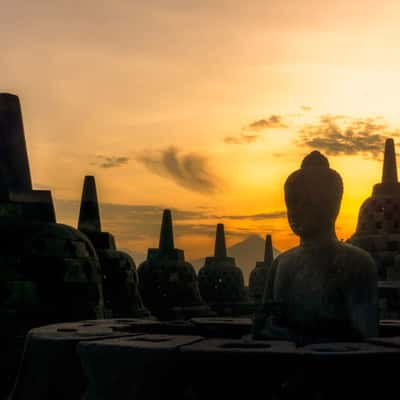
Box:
left=253, top=151, right=379, bottom=344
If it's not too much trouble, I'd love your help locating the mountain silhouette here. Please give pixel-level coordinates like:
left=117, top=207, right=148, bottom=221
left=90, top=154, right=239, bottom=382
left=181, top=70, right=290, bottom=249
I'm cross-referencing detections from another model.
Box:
left=191, top=234, right=280, bottom=285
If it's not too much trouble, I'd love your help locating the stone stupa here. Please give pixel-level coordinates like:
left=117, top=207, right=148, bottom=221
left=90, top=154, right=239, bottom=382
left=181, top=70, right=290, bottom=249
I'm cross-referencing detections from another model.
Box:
left=78, top=175, right=150, bottom=318
left=198, top=224, right=246, bottom=310
left=0, top=94, right=104, bottom=323
left=249, top=234, right=274, bottom=304
left=349, top=138, right=400, bottom=280
left=137, top=209, right=212, bottom=320
left=0, top=93, right=104, bottom=394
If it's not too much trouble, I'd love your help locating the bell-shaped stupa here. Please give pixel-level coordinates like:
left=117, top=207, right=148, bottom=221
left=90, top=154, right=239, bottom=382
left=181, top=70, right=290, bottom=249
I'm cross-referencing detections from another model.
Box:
left=198, top=224, right=246, bottom=309
left=349, top=138, right=400, bottom=280
left=0, top=93, right=104, bottom=323
left=249, top=234, right=274, bottom=304
left=78, top=175, right=150, bottom=318
left=0, top=94, right=104, bottom=394
left=137, top=209, right=212, bottom=320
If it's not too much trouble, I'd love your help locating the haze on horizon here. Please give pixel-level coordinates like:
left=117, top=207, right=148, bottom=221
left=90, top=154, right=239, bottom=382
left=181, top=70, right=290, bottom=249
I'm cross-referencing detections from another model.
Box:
left=2, top=0, right=400, bottom=259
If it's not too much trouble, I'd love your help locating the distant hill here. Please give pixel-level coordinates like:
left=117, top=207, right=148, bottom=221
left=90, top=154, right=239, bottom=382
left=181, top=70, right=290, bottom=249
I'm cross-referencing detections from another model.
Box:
left=191, top=234, right=280, bottom=285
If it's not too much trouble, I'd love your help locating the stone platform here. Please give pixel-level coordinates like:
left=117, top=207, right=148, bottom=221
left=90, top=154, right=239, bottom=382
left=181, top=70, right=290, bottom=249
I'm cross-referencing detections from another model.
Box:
left=6, top=317, right=400, bottom=400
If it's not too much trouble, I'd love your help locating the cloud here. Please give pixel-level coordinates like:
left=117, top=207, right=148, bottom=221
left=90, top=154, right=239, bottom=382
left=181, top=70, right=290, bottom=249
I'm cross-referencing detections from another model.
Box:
left=55, top=199, right=264, bottom=248
left=92, top=155, right=130, bottom=168
left=298, top=115, right=398, bottom=159
left=224, top=133, right=261, bottom=144
left=55, top=199, right=284, bottom=244
left=136, top=147, right=220, bottom=194
left=246, top=115, right=288, bottom=131
left=224, top=114, right=288, bottom=145
left=213, top=211, right=287, bottom=220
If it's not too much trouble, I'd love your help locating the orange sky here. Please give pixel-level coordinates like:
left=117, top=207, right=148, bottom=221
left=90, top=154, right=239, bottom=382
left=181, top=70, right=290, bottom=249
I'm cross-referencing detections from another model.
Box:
left=2, top=0, right=400, bottom=259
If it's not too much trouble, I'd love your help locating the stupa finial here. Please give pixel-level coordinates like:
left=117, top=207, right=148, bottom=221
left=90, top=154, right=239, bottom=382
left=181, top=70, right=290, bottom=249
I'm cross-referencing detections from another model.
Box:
left=382, top=138, right=398, bottom=184
left=159, top=209, right=175, bottom=251
left=0, top=93, right=32, bottom=192
left=214, top=223, right=227, bottom=258
left=78, top=176, right=101, bottom=233
left=264, top=234, right=273, bottom=266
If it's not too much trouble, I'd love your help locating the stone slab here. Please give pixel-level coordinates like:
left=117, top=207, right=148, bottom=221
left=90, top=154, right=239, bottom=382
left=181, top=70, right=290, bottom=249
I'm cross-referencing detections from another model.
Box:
left=78, top=334, right=204, bottom=400
left=10, top=320, right=139, bottom=400
left=190, top=317, right=252, bottom=338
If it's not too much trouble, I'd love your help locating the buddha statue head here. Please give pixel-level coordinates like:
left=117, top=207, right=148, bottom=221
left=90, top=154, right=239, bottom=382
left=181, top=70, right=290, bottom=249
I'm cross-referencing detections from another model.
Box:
left=284, top=151, right=343, bottom=240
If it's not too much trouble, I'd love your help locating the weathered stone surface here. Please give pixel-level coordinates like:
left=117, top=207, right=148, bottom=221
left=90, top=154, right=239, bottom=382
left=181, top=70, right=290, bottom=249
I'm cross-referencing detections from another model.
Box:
left=378, top=281, right=400, bottom=319
left=180, top=338, right=297, bottom=400
left=249, top=234, right=274, bottom=304
left=198, top=224, right=246, bottom=309
left=254, top=151, right=379, bottom=344
left=0, top=221, right=104, bottom=321
left=296, top=341, right=400, bottom=398
left=77, top=175, right=150, bottom=319
left=78, top=334, right=204, bottom=400
left=10, top=320, right=139, bottom=400
left=190, top=317, right=252, bottom=338
left=138, top=210, right=212, bottom=320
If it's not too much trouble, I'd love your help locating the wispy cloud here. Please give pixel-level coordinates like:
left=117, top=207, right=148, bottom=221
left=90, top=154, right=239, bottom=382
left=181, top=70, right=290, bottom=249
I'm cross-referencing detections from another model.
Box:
left=298, top=115, right=398, bottom=159
left=92, top=155, right=130, bottom=168
left=246, top=115, right=288, bottom=131
left=136, top=147, right=220, bottom=194
left=55, top=200, right=268, bottom=243
left=213, top=211, right=287, bottom=220
left=224, top=133, right=260, bottom=144
left=224, top=114, right=288, bottom=145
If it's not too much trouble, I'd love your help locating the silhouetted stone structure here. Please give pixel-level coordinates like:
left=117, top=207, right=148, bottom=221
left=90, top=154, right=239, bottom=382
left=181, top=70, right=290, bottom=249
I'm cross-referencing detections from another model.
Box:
left=249, top=234, right=274, bottom=304
left=348, top=139, right=400, bottom=319
left=198, top=224, right=246, bottom=312
left=137, top=209, right=212, bottom=320
left=350, top=139, right=400, bottom=280
left=0, top=94, right=104, bottom=396
left=10, top=144, right=400, bottom=400
left=253, top=151, right=379, bottom=344
left=0, top=94, right=55, bottom=221
left=11, top=317, right=400, bottom=400
left=78, top=175, right=150, bottom=318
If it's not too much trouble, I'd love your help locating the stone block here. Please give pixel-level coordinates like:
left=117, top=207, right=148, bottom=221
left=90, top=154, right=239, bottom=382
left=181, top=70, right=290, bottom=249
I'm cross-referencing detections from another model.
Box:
left=78, top=334, right=204, bottom=400
left=190, top=317, right=252, bottom=338
left=379, top=319, right=400, bottom=337
left=298, top=341, right=400, bottom=397
left=179, top=338, right=297, bottom=400
left=10, top=320, right=138, bottom=400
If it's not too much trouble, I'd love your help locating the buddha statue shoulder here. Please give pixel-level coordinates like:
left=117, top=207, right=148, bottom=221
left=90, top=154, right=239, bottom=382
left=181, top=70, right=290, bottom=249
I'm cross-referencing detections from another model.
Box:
left=253, top=151, right=379, bottom=344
